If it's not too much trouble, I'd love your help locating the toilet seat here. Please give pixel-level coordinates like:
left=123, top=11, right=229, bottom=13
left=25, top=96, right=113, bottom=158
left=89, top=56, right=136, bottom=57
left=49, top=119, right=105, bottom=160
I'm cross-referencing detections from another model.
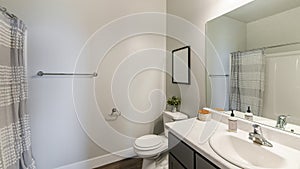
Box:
left=134, top=135, right=163, bottom=151
left=133, top=111, right=188, bottom=168
left=134, top=135, right=168, bottom=158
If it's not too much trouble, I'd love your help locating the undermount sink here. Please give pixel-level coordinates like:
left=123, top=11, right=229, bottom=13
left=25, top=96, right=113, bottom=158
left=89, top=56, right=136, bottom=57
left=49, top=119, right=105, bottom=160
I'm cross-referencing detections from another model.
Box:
left=209, top=131, right=300, bottom=169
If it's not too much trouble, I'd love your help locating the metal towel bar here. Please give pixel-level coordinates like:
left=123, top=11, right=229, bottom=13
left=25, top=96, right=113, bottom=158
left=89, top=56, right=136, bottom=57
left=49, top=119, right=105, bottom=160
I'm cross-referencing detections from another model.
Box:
left=37, top=71, right=98, bottom=77
left=209, top=74, right=229, bottom=77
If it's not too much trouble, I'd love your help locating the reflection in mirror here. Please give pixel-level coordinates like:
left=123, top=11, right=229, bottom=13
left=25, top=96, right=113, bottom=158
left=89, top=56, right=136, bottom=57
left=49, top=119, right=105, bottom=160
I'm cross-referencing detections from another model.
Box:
left=206, top=0, right=300, bottom=135
left=172, top=46, right=190, bottom=84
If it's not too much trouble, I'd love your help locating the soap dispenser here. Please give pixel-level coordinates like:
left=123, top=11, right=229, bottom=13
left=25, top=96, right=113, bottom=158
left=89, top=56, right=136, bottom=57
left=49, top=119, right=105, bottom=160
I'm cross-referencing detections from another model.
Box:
left=245, top=106, right=253, bottom=121
left=228, top=110, right=237, bottom=132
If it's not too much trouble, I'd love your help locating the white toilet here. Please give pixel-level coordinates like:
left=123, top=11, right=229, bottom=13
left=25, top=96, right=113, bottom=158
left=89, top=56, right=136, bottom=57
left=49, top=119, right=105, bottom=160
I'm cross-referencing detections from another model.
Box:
left=134, top=111, right=188, bottom=169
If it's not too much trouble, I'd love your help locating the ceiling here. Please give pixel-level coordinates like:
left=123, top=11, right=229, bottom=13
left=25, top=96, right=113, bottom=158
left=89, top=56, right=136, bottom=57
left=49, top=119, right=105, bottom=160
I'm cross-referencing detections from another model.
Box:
left=226, top=0, right=300, bottom=23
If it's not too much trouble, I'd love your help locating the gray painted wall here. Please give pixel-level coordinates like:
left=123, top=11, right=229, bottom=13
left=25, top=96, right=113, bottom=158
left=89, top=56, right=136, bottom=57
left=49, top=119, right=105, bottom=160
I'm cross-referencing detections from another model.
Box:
left=0, top=0, right=166, bottom=168
left=166, top=0, right=253, bottom=116
left=0, top=0, right=253, bottom=168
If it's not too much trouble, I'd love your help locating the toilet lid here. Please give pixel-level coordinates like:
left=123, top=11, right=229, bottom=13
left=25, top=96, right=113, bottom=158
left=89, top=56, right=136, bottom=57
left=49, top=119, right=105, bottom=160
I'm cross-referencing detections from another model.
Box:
left=134, top=135, right=162, bottom=150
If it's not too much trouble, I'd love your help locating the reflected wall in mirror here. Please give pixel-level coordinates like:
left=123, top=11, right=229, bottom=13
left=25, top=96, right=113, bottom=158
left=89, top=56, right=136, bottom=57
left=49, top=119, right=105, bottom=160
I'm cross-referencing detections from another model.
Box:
left=206, top=0, right=300, bottom=135
left=172, top=46, right=191, bottom=84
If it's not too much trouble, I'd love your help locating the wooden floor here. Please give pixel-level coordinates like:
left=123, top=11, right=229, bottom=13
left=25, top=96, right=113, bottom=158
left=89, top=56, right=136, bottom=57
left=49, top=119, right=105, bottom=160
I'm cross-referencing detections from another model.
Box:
left=94, top=158, right=143, bottom=169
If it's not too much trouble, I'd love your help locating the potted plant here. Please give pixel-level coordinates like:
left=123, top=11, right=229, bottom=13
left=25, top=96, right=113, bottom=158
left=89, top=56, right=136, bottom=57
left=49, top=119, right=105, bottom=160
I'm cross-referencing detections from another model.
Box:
left=167, top=96, right=181, bottom=112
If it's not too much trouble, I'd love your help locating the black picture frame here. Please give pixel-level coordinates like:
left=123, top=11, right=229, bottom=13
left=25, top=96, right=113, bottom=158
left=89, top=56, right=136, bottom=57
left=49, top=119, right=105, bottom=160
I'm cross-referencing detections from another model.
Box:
left=172, top=46, right=191, bottom=85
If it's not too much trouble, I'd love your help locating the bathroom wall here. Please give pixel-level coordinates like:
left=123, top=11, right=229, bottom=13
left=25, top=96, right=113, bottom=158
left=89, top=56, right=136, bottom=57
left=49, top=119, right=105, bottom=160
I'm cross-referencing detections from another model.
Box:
left=247, top=7, right=300, bottom=53
left=247, top=6, right=300, bottom=53
left=166, top=37, right=205, bottom=117
left=0, top=0, right=254, bottom=168
left=166, top=0, right=253, bottom=116
left=204, top=5, right=300, bottom=124
left=263, top=51, right=300, bottom=125
left=246, top=6, right=300, bottom=124
left=0, top=0, right=166, bottom=168
left=205, top=5, right=300, bottom=113
left=206, top=16, right=247, bottom=110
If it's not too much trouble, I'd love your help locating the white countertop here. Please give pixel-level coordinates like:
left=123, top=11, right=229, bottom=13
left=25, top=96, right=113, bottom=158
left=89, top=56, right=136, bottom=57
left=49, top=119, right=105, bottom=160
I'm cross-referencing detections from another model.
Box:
left=166, top=118, right=241, bottom=169
left=165, top=115, right=300, bottom=169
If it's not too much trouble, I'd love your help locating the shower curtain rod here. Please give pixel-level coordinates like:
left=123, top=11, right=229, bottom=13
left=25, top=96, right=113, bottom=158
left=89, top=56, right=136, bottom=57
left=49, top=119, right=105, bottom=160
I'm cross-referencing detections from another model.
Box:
left=0, top=6, right=16, bottom=19
left=231, top=42, right=300, bottom=54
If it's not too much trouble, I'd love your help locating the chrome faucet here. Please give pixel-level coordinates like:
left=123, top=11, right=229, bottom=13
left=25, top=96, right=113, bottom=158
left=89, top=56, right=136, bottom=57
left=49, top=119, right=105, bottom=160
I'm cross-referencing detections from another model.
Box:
left=276, top=115, right=289, bottom=129
left=249, top=124, right=273, bottom=147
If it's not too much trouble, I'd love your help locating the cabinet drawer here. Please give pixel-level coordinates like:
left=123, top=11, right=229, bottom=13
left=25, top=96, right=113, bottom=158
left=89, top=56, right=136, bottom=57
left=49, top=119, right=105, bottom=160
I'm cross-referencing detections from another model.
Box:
left=196, top=153, right=220, bottom=169
left=169, top=154, right=185, bottom=169
left=169, top=133, right=194, bottom=169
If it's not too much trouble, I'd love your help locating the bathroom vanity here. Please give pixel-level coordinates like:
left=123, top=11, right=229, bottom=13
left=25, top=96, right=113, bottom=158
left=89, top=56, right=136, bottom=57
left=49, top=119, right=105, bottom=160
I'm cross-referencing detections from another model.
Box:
left=169, top=132, right=219, bottom=169
left=166, top=109, right=300, bottom=169
left=166, top=118, right=240, bottom=169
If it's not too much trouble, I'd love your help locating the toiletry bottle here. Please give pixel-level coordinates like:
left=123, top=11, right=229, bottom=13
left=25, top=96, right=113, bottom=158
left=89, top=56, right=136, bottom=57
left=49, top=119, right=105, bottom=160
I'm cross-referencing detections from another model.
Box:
left=228, top=110, right=237, bottom=132
left=245, top=106, right=253, bottom=121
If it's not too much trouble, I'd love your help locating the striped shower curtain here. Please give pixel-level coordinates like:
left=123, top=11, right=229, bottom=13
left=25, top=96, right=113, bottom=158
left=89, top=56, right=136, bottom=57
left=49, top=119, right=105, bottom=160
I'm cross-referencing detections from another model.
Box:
left=229, top=50, right=265, bottom=116
left=0, top=12, right=35, bottom=169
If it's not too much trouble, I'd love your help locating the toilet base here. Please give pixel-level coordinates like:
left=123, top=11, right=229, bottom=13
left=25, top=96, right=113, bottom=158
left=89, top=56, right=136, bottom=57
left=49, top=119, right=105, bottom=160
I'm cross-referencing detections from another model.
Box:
left=142, top=159, right=155, bottom=169
left=141, top=153, right=168, bottom=169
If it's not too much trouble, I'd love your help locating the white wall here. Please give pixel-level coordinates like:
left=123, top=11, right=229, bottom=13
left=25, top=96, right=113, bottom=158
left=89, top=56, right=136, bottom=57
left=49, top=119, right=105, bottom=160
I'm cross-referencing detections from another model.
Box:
left=198, top=2, right=300, bottom=125
left=204, top=4, right=300, bottom=114
left=206, top=16, right=246, bottom=110
left=95, top=35, right=166, bottom=138
left=166, top=0, right=253, bottom=115
left=0, top=0, right=255, bottom=168
left=246, top=6, right=300, bottom=124
left=206, top=16, right=247, bottom=75
left=264, top=51, right=300, bottom=125
left=247, top=6, right=300, bottom=53
left=0, top=0, right=166, bottom=168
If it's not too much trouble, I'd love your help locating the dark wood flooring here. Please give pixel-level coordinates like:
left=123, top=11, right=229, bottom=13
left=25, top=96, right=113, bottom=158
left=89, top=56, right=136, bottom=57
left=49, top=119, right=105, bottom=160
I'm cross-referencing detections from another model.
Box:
left=94, top=158, right=143, bottom=169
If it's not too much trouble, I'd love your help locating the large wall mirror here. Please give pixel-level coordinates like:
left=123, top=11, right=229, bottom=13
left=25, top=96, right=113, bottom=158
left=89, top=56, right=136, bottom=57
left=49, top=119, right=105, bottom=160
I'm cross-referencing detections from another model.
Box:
left=172, top=46, right=191, bottom=84
left=206, top=0, right=300, bottom=135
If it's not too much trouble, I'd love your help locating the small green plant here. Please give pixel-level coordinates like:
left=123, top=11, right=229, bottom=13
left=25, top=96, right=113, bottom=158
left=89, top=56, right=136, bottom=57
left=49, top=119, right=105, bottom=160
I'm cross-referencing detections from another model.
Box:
left=167, top=96, right=181, bottom=107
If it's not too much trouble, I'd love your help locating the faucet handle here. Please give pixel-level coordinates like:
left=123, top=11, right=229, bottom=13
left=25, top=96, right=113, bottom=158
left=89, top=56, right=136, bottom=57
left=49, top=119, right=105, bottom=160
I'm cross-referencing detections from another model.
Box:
left=252, top=124, right=261, bottom=134
left=278, top=114, right=290, bottom=119
left=276, top=115, right=290, bottom=128
left=278, top=114, right=291, bottom=119
left=252, top=124, right=260, bottom=128
left=249, top=124, right=273, bottom=147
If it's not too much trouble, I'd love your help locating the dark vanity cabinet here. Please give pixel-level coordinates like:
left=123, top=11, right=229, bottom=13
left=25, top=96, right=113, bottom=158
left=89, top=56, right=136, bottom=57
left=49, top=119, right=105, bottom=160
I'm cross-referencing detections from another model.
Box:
left=169, top=154, right=185, bottom=169
left=169, top=133, right=220, bottom=169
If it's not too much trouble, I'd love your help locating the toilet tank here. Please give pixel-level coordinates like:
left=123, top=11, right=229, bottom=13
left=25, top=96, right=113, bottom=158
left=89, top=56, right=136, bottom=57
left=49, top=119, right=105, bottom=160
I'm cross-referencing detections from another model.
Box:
left=163, top=111, right=188, bottom=137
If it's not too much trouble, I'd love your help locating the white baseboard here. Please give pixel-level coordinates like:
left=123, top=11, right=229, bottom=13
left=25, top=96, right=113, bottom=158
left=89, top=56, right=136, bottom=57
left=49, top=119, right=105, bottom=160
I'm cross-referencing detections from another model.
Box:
left=55, top=148, right=136, bottom=169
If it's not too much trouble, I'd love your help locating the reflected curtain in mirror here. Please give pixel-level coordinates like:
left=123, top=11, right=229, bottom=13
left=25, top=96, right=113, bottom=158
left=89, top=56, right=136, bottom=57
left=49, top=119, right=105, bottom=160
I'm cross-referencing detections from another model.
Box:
left=229, top=50, right=265, bottom=115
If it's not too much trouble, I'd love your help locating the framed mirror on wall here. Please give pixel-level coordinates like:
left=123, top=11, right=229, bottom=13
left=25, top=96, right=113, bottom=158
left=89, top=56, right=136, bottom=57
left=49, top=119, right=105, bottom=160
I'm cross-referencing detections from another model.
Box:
left=172, top=46, right=191, bottom=85
left=205, top=0, right=300, bottom=135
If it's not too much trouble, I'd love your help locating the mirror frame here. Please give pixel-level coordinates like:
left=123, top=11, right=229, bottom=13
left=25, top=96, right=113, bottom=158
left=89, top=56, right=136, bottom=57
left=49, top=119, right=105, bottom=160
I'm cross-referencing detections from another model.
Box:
left=172, top=46, right=191, bottom=85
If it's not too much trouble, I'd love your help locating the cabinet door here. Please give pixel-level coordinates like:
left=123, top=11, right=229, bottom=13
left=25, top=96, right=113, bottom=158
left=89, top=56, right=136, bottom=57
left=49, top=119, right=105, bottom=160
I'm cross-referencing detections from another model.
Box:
left=196, top=153, right=220, bottom=169
left=169, top=154, right=185, bottom=169
left=169, top=133, right=194, bottom=169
